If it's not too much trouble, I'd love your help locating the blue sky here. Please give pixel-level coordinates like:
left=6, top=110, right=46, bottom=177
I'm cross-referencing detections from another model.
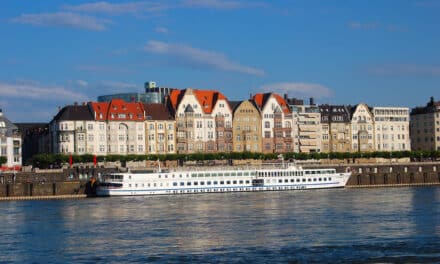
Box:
left=0, top=0, right=439, bottom=122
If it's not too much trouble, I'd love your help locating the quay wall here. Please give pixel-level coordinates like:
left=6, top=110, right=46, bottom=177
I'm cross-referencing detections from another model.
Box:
left=0, top=162, right=440, bottom=198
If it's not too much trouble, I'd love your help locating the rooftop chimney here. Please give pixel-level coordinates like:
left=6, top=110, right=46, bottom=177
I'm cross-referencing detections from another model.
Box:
left=310, top=97, right=315, bottom=106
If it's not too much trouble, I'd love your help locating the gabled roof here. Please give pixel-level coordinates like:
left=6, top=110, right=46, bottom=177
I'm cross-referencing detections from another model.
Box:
left=143, top=103, right=174, bottom=121
left=168, top=88, right=229, bottom=114
left=0, top=111, right=19, bottom=137
left=52, top=105, right=94, bottom=121
left=89, top=99, right=144, bottom=121
left=252, top=93, right=290, bottom=114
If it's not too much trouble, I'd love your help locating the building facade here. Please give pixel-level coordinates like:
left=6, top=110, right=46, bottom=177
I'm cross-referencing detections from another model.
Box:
left=231, top=100, right=262, bottom=152
left=144, top=103, right=176, bottom=154
left=169, top=88, right=232, bottom=154
left=253, top=93, right=296, bottom=153
left=410, top=97, right=440, bottom=151
left=0, top=109, right=22, bottom=169
left=373, top=107, right=410, bottom=151
left=319, top=105, right=351, bottom=153
left=350, top=103, right=375, bottom=152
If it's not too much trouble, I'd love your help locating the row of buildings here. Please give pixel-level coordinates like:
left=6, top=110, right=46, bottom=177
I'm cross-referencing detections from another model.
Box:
left=1, top=81, right=439, bottom=169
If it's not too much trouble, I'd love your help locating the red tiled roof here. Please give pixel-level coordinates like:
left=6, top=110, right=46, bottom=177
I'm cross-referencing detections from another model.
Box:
left=252, top=93, right=290, bottom=114
left=168, top=88, right=229, bottom=114
left=89, top=99, right=145, bottom=121
left=193, top=89, right=227, bottom=114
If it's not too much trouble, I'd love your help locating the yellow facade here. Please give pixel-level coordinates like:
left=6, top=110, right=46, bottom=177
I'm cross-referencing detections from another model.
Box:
left=232, top=100, right=262, bottom=153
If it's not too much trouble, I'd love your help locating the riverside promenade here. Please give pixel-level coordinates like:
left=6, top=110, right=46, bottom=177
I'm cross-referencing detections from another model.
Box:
left=1, top=160, right=440, bottom=200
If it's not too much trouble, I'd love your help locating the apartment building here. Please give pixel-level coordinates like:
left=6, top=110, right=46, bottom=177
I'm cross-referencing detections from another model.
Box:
left=410, top=97, right=440, bottom=151
left=144, top=103, right=176, bottom=154
left=169, top=88, right=232, bottom=154
left=253, top=93, right=296, bottom=153
left=373, top=107, right=410, bottom=151
left=0, top=109, right=21, bottom=168
left=50, top=103, right=96, bottom=154
left=90, top=99, right=146, bottom=155
left=319, top=105, right=351, bottom=153
left=350, top=103, right=375, bottom=152
left=231, top=100, right=262, bottom=152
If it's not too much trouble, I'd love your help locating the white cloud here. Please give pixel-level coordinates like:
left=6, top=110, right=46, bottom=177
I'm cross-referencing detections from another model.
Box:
left=77, top=64, right=136, bottom=74
left=0, top=81, right=89, bottom=101
left=62, top=1, right=170, bottom=15
left=367, top=64, right=440, bottom=76
left=76, top=80, right=89, bottom=87
left=182, top=0, right=253, bottom=9
left=144, top=40, right=265, bottom=76
left=349, top=21, right=379, bottom=30
left=11, top=12, right=110, bottom=31
left=155, top=26, right=169, bottom=34
left=260, top=82, right=333, bottom=98
left=100, top=81, right=138, bottom=89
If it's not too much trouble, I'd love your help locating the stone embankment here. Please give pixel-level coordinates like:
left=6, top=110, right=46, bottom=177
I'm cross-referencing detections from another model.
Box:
left=0, top=161, right=439, bottom=200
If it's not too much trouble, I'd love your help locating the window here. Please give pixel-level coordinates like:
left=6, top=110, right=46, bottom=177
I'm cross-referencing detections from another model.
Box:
left=87, top=124, right=94, bottom=130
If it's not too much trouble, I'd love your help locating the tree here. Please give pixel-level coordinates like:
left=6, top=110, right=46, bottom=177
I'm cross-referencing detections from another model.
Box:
left=0, top=156, right=6, bottom=165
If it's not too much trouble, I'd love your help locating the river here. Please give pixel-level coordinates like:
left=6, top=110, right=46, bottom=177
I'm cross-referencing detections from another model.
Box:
left=1, top=187, right=440, bottom=263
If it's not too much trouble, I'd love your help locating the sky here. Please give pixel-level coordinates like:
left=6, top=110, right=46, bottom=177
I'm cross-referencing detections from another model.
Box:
left=0, top=0, right=439, bottom=122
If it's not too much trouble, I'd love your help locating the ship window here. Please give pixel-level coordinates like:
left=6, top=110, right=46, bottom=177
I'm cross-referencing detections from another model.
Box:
left=165, top=175, right=168, bottom=178
left=180, top=182, right=184, bottom=186
left=329, top=177, right=332, bottom=181
left=142, top=184, right=144, bottom=187
left=296, top=179, right=300, bottom=182
left=194, top=182, right=198, bottom=186
left=179, top=174, right=182, bottom=178
left=278, top=179, right=282, bottom=183
left=246, top=180, right=250, bottom=184
left=237, top=172, right=242, bottom=176
left=233, top=180, right=237, bottom=184
left=220, top=181, right=224, bottom=184
left=191, top=173, right=197, bottom=177
left=187, top=182, right=191, bottom=186
left=308, top=178, right=311, bottom=182
left=214, top=181, right=218, bottom=185
left=313, top=178, right=317, bottom=182
left=148, top=183, right=151, bottom=187
left=200, top=181, right=205, bottom=185
left=158, top=175, right=161, bottom=178
left=207, top=181, right=211, bottom=185
left=173, top=182, right=177, bottom=186
left=172, top=174, right=175, bottom=178
left=129, top=184, right=131, bottom=187
left=244, top=172, right=249, bottom=176
left=211, top=173, right=217, bottom=177
left=291, top=179, right=294, bottom=182
left=302, top=179, right=306, bottom=182
left=250, top=172, right=256, bottom=176
left=198, top=173, right=204, bottom=177
left=135, top=184, right=138, bottom=187
left=226, top=181, right=231, bottom=184
left=230, top=172, right=236, bottom=177
left=239, top=180, right=243, bottom=184
left=154, top=183, right=157, bottom=187
left=324, top=178, right=327, bottom=181
left=218, top=173, right=223, bottom=177
left=319, top=178, right=322, bottom=181
left=129, top=176, right=132, bottom=179
left=285, top=179, right=288, bottom=183
left=305, top=171, right=310, bottom=175
left=224, top=173, right=229, bottom=176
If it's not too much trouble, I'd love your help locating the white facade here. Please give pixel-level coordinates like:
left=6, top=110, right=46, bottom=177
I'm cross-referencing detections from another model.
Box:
left=294, top=105, right=321, bottom=153
left=373, top=107, right=410, bottom=151
left=0, top=111, right=22, bottom=168
left=351, top=104, right=374, bottom=152
left=146, top=121, right=176, bottom=154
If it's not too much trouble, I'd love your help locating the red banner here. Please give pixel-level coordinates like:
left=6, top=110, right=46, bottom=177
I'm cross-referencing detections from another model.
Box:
left=69, top=155, right=73, bottom=168
left=93, top=155, right=97, bottom=166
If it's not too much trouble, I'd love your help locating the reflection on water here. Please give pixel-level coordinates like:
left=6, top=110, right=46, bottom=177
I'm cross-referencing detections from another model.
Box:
left=1, top=187, right=440, bottom=263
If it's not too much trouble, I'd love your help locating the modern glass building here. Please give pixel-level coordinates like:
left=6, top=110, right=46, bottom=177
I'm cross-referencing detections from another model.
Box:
left=97, top=81, right=175, bottom=104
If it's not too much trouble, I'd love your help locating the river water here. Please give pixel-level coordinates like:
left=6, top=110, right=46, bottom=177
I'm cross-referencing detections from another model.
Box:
left=1, top=187, right=440, bottom=263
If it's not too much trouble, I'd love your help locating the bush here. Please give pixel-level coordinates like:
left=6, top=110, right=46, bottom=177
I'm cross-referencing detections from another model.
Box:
left=0, top=156, right=6, bottom=165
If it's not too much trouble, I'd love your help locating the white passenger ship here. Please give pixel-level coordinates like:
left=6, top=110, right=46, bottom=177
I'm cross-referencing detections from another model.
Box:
left=97, top=161, right=351, bottom=196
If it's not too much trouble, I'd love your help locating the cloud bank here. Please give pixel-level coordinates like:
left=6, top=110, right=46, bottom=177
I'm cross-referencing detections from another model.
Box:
left=144, top=40, right=265, bottom=76
left=260, top=82, right=333, bottom=98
